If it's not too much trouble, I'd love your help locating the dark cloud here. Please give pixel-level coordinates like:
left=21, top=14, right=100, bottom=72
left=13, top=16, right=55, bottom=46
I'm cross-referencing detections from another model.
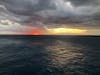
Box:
left=0, top=0, right=100, bottom=28
left=0, top=0, right=54, bottom=16
left=67, top=0, right=95, bottom=6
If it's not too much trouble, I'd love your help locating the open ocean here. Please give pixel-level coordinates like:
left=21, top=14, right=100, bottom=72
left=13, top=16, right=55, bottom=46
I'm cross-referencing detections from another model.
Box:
left=0, top=35, right=100, bottom=75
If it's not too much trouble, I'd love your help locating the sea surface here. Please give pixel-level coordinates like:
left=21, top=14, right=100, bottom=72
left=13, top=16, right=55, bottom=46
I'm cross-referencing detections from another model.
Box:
left=0, top=35, right=100, bottom=75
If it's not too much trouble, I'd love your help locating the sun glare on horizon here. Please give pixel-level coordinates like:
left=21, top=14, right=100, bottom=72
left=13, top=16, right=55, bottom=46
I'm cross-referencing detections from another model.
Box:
left=46, top=27, right=88, bottom=35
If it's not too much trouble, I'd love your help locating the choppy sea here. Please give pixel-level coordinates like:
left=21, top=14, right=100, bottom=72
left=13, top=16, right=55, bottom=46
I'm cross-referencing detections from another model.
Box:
left=0, top=35, right=100, bottom=75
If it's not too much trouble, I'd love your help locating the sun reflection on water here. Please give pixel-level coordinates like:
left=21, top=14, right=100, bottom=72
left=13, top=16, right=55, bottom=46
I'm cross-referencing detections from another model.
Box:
left=45, top=40, right=84, bottom=69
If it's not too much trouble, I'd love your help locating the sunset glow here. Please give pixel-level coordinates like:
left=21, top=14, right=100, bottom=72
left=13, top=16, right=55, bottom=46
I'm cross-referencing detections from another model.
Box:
left=46, top=28, right=87, bottom=35
left=24, top=30, right=43, bottom=35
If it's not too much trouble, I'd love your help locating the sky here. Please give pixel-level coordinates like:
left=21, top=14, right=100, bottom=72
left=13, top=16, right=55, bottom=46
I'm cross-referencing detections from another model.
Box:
left=0, top=0, right=100, bottom=35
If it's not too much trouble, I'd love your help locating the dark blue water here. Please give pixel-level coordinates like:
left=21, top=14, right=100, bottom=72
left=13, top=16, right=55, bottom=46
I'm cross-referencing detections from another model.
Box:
left=0, top=36, right=100, bottom=75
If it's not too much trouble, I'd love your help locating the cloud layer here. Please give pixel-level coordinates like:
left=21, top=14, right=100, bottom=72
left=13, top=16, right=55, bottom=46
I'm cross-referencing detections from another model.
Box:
left=0, top=0, right=100, bottom=28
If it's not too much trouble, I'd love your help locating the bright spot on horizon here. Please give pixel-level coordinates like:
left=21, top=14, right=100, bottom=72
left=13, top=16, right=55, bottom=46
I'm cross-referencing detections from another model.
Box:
left=23, top=30, right=43, bottom=35
left=46, top=27, right=88, bottom=35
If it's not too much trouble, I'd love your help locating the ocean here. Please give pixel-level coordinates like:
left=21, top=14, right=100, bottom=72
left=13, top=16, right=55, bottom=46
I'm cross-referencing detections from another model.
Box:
left=0, top=35, right=100, bottom=75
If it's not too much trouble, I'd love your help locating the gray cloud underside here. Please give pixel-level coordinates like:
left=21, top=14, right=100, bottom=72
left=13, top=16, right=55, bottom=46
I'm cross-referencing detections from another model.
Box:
left=0, top=0, right=100, bottom=28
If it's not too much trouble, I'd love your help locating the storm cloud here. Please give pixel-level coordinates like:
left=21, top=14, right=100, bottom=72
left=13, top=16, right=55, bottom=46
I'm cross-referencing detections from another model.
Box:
left=0, top=0, right=100, bottom=28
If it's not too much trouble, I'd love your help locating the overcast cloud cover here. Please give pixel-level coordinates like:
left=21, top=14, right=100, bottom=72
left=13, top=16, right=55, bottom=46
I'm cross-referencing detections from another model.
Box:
left=0, top=0, right=100, bottom=28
